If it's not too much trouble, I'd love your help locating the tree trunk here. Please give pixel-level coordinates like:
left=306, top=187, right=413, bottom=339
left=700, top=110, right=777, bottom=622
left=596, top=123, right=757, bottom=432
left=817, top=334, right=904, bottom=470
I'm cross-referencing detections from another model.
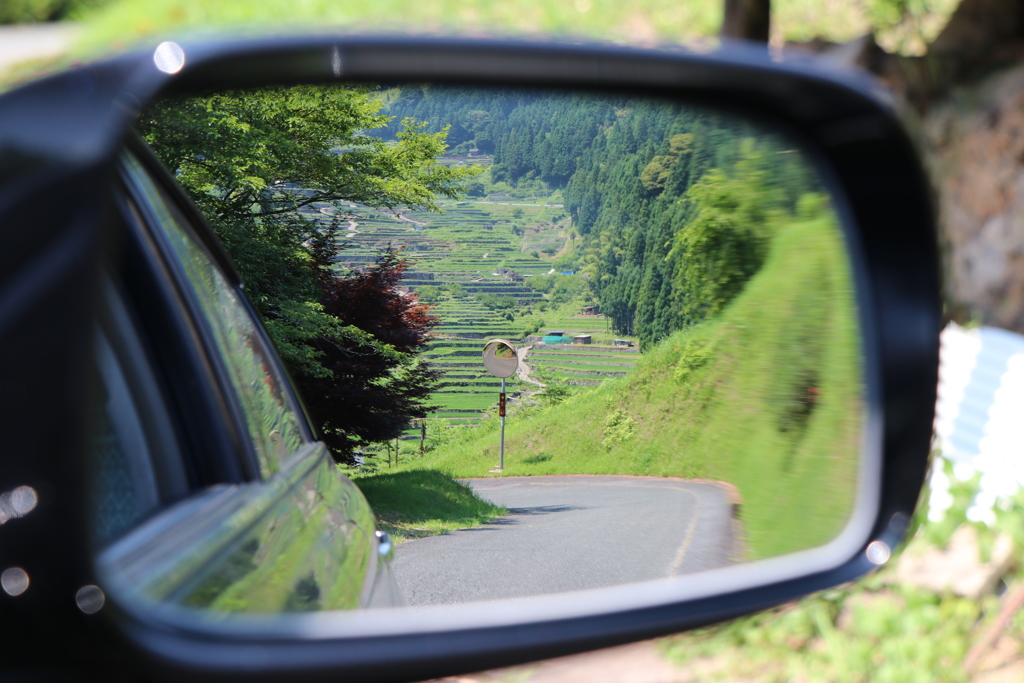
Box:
left=930, top=0, right=1024, bottom=60
left=895, top=0, right=1024, bottom=333
left=720, top=0, right=771, bottom=42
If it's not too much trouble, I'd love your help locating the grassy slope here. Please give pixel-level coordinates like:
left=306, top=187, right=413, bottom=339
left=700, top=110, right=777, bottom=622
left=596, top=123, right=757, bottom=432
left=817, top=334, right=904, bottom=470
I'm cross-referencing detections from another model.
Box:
left=2, top=0, right=959, bottom=92
left=66, top=0, right=949, bottom=59
left=412, top=211, right=862, bottom=560
left=352, top=468, right=506, bottom=542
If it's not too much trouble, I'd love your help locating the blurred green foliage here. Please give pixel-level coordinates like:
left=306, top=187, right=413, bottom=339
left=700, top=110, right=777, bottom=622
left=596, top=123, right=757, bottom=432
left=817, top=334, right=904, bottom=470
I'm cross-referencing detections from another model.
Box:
left=0, top=0, right=63, bottom=23
left=415, top=285, right=444, bottom=303
left=860, top=0, right=961, bottom=54
left=662, top=458, right=1024, bottom=681
left=663, top=579, right=992, bottom=682
left=476, top=293, right=517, bottom=310
left=72, top=0, right=721, bottom=57
left=53, top=0, right=961, bottom=60
left=0, top=0, right=965, bottom=91
left=137, top=85, right=471, bottom=377
left=0, top=0, right=104, bottom=24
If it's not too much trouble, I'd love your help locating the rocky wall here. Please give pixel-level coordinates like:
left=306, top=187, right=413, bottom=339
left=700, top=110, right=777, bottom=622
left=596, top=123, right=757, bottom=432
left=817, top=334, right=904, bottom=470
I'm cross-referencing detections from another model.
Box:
left=922, top=63, right=1024, bottom=332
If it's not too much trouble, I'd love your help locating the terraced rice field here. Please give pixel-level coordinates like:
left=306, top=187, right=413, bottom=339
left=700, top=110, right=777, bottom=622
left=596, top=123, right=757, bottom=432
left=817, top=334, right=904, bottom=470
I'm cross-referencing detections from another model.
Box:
left=302, top=184, right=639, bottom=437
left=525, top=344, right=640, bottom=387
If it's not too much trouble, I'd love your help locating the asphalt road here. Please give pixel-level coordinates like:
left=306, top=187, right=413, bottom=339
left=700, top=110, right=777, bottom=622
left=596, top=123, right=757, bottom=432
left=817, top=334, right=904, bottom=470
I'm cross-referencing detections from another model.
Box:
left=392, top=475, right=737, bottom=606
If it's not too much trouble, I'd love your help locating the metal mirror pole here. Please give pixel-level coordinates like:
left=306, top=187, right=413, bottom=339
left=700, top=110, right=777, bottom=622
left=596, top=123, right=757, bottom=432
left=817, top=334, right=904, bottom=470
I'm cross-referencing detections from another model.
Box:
left=499, top=376, right=506, bottom=470
left=482, top=339, right=518, bottom=473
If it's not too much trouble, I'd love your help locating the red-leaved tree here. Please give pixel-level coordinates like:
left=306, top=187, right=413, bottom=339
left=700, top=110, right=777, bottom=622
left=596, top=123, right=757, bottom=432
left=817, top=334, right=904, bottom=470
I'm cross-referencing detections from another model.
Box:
left=295, top=226, right=441, bottom=463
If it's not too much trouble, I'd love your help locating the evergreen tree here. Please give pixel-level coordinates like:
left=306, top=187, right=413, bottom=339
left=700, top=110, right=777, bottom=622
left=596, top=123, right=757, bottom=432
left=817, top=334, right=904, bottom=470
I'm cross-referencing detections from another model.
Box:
left=366, top=84, right=827, bottom=350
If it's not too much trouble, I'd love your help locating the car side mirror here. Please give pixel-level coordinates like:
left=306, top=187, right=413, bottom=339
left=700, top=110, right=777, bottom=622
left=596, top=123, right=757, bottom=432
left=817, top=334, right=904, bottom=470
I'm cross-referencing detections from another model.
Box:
left=0, top=36, right=939, bottom=681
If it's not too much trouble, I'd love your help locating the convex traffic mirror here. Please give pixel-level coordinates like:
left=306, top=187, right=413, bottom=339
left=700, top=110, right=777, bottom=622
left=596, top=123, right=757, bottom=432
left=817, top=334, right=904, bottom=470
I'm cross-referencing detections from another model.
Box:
left=482, top=339, right=518, bottom=379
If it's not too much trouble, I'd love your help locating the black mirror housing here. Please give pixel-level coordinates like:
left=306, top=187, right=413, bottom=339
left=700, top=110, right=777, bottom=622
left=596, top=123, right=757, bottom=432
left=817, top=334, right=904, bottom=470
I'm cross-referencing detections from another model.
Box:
left=0, top=35, right=939, bottom=681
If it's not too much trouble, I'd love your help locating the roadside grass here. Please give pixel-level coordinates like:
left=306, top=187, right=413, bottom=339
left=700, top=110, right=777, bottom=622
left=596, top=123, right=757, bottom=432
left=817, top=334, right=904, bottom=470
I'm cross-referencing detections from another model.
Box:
left=409, top=208, right=862, bottom=560
left=1, top=0, right=961, bottom=92
left=65, top=0, right=957, bottom=67
left=350, top=468, right=506, bottom=543
left=658, top=470, right=1024, bottom=682
left=71, top=0, right=718, bottom=67
left=659, top=571, right=990, bottom=683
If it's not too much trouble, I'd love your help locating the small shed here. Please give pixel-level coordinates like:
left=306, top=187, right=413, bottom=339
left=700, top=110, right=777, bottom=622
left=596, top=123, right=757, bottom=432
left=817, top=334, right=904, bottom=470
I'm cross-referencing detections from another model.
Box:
left=580, top=305, right=600, bottom=315
left=572, top=335, right=592, bottom=345
left=546, top=330, right=566, bottom=337
left=613, top=339, right=635, bottom=348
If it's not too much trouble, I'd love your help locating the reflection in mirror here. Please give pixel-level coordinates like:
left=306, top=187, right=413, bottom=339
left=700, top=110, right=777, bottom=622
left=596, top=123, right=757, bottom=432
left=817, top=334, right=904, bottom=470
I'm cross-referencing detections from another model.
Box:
left=123, top=82, right=864, bottom=612
left=482, top=339, right=519, bottom=378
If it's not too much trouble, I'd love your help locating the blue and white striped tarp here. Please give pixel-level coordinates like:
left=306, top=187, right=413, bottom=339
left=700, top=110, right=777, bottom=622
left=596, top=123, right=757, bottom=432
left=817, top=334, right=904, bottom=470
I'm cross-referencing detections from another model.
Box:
left=932, top=323, right=1024, bottom=520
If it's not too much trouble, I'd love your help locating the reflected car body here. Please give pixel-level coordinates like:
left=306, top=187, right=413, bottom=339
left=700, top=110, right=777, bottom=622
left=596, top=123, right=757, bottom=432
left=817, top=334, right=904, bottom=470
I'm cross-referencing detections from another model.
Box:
left=96, top=138, right=401, bottom=613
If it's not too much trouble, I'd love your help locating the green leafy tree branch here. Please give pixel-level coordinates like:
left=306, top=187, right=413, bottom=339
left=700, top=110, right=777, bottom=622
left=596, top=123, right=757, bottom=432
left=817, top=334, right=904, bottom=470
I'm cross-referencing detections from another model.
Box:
left=138, top=85, right=479, bottom=460
left=139, top=85, right=478, bottom=375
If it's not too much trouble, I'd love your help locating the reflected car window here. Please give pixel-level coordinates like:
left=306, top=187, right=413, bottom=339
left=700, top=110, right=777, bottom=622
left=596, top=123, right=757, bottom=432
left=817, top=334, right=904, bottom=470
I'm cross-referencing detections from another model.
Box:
left=91, top=281, right=191, bottom=546
left=122, top=153, right=307, bottom=478
left=92, top=330, right=160, bottom=545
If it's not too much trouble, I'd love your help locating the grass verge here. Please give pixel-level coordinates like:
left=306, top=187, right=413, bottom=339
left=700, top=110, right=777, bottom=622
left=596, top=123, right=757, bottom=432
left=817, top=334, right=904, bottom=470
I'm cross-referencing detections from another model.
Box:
left=351, top=468, right=506, bottom=543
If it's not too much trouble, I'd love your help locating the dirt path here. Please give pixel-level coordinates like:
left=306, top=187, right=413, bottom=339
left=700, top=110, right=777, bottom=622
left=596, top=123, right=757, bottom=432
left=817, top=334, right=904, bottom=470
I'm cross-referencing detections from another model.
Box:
left=517, top=345, right=544, bottom=389
left=317, top=206, right=360, bottom=234
left=0, top=23, right=77, bottom=74
left=424, top=639, right=686, bottom=683
left=390, top=211, right=426, bottom=228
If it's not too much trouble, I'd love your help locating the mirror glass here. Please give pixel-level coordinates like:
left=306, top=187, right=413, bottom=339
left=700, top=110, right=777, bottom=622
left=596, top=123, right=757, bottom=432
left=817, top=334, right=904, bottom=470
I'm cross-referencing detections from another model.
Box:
left=482, top=339, right=518, bottom=378
left=113, top=82, right=867, bottom=613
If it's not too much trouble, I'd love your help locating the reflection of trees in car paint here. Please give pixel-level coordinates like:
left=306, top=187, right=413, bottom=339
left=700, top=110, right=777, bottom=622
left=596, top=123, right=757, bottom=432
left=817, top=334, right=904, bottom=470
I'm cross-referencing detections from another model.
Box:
left=123, top=154, right=306, bottom=476
left=179, top=457, right=374, bottom=613
left=177, top=255, right=304, bottom=476
left=122, top=156, right=379, bottom=611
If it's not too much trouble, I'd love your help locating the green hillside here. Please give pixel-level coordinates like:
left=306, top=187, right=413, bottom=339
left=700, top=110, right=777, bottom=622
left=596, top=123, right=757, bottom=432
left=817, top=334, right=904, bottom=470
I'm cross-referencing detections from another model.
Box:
left=300, top=162, right=639, bottom=435
left=315, top=86, right=862, bottom=561
left=307, top=192, right=634, bottom=430
left=411, top=207, right=863, bottom=561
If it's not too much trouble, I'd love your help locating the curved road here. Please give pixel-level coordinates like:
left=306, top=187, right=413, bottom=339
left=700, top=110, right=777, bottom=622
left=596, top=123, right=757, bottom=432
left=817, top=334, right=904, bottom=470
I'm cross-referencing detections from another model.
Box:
left=392, top=475, right=737, bottom=606
left=516, top=344, right=545, bottom=389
